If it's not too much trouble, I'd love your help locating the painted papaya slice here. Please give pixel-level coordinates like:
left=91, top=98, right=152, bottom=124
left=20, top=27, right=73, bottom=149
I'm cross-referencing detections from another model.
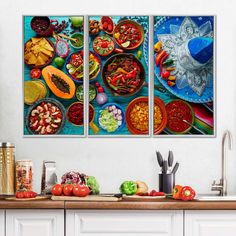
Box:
left=42, top=65, right=75, bottom=99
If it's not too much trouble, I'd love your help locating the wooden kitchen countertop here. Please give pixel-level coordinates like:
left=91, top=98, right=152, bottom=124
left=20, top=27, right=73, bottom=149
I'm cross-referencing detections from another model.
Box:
left=0, top=199, right=65, bottom=209
left=1, top=198, right=236, bottom=210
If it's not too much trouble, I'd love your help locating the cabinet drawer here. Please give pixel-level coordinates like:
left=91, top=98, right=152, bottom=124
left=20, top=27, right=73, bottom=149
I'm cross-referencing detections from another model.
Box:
left=67, top=210, right=183, bottom=236
left=6, top=209, right=64, bottom=236
left=0, top=210, right=5, bottom=236
left=185, top=210, right=236, bottom=236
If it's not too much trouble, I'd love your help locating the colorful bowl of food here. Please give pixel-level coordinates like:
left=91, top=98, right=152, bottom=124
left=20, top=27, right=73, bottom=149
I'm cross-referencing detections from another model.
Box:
left=165, top=99, right=194, bottom=134
left=125, top=97, right=167, bottom=135
left=69, top=33, right=84, bottom=49
left=76, top=84, right=97, bottom=102
left=67, top=102, right=99, bottom=134
left=26, top=98, right=65, bottom=135
left=24, top=37, right=55, bottom=68
left=66, top=102, right=84, bottom=126
left=154, top=97, right=168, bottom=135
left=113, top=20, right=144, bottom=50
left=30, top=16, right=58, bottom=36
left=101, top=16, right=115, bottom=35
left=66, top=50, right=101, bottom=83
left=102, top=53, right=145, bottom=97
left=93, top=34, right=115, bottom=57
left=98, top=103, right=125, bottom=133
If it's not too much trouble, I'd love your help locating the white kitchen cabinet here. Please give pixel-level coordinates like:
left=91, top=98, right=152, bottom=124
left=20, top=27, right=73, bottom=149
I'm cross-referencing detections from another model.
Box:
left=0, top=210, right=5, bottom=236
left=6, top=209, right=64, bottom=236
left=66, top=210, right=183, bottom=236
left=185, top=210, right=236, bottom=236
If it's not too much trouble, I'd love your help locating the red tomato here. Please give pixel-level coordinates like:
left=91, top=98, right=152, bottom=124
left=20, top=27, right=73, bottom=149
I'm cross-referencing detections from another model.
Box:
left=73, top=185, right=90, bottom=197
left=23, top=191, right=31, bottom=198
left=30, top=68, right=41, bottom=79
left=16, top=192, right=25, bottom=198
left=51, top=184, right=63, bottom=196
left=29, top=191, right=37, bottom=198
left=63, top=184, right=74, bottom=196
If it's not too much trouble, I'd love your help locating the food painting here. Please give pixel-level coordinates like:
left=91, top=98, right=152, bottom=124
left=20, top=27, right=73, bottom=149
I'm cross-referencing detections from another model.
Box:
left=24, top=16, right=85, bottom=135
left=88, top=16, right=149, bottom=136
left=153, top=16, right=214, bottom=135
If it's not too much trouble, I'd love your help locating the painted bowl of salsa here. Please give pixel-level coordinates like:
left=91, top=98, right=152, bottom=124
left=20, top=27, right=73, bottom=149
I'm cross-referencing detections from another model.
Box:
left=93, top=34, right=115, bottom=57
left=66, top=102, right=97, bottom=131
left=113, top=20, right=144, bottom=50
left=69, top=33, right=84, bottom=49
left=165, top=100, right=194, bottom=134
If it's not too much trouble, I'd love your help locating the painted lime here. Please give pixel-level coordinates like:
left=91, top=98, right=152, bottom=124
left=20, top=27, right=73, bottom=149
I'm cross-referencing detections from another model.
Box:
left=54, top=57, right=65, bottom=67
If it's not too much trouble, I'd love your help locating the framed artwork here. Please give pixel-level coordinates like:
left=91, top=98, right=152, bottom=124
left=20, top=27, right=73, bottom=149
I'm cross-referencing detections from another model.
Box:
left=153, top=16, right=215, bottom=136
left=88, top=16, right=149, bottom=136
left=23, top=16, right=85, bottom=136
left=23, top=15, right=215, bottom=137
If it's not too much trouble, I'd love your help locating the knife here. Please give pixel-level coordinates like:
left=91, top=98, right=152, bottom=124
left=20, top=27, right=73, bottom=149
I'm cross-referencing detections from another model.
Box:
left=162, top=160, right=168, bottom=174
left=172, top=162, right=179, bottom=175
left=156, top=151, right=163, bottom=167
left=168, top=150, right=174, bottom=168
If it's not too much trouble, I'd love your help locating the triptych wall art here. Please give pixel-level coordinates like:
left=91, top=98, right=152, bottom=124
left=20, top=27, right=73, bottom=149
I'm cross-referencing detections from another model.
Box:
left=23, top=16, right=215, bottom=137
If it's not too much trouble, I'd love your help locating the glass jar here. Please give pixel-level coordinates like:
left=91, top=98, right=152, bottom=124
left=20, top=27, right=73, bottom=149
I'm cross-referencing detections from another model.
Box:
left=15, top=160, right=33, bottom=192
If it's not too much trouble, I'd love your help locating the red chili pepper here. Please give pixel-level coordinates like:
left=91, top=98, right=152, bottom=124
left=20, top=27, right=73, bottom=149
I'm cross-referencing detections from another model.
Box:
left=126, top=69, right=136, bottom=79
left=167, top=81, right=176, bottom=87
left=155, top=50, right=167, bottom=66
left=180, top=186, right=196, bottom=201
left=149, top=190, right=165, bottom=196
left=114, top=48, right=124, bottom=53
left=161, top=70, right=170, bottom=79
left=159, top=53, right=169, bottom=75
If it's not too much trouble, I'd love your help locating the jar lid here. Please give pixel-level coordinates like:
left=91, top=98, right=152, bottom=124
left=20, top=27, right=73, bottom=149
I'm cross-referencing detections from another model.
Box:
left=16, top=159, right=32, bottom=162
left=0, top=142, right=15, bottom=147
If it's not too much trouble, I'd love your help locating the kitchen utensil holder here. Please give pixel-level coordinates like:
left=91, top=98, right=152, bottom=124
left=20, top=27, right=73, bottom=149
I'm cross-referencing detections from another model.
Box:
left=159, top=173, right=175, bottom=194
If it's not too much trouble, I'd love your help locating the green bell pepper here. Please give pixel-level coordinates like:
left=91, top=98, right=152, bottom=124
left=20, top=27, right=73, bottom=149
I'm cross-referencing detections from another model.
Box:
left=120, top=181, right=137, bottom=195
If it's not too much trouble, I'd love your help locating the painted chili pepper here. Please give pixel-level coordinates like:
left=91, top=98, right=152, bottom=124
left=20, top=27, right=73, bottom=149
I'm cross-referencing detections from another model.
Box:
left=159, top=53, right=169, bottom=75
left=172, top=185, right=183, bottom=200
left=163, top=59, right=174, bottom=66
left=154, top=41, right=162, bottom=53
left=114, top=48, right=124, bottom=53
left=167, top=81, right=176, bottom=87
left=180, top=186, right=196, bottom=201
left=168, top=76, right=176, bottom=81
left=137, top=50, right=142, bottom=59
left=161, top=70, right=171, bottom=79
left=155, top=50, right=167, bottom=66
left=166, top=67, right=176, bottom=71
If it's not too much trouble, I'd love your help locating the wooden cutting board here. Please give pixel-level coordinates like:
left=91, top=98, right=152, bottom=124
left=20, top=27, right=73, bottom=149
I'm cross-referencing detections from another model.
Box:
left=123, top=195, right=166, bottom=201
left=51, top=195, right=122, bottom=202
left=5, top=196, right=50, bottom=201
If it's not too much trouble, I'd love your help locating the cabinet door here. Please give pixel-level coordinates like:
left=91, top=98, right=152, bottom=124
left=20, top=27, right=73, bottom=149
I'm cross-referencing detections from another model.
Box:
left=66, top=210, right=183, bottom=236
left=185, top=210, right=236, bottom=236
left=0, top=210, right=5, bottom=236
left=6, top=209, right=64, bottom=236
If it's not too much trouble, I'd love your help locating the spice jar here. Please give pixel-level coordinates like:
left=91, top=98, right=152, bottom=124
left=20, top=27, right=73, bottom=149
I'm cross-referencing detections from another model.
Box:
left=15, top=160, right=33, bottom=192
left=0, top=142, right=15, bottom=195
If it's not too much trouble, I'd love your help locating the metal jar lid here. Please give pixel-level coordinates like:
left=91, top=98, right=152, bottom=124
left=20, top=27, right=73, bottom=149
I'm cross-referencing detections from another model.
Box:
left=0, top=142, right=15, bottom=148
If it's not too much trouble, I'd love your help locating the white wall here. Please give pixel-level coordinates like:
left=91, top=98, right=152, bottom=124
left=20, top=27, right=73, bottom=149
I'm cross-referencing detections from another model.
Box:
left=0, top=0, right=236, bottom=194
